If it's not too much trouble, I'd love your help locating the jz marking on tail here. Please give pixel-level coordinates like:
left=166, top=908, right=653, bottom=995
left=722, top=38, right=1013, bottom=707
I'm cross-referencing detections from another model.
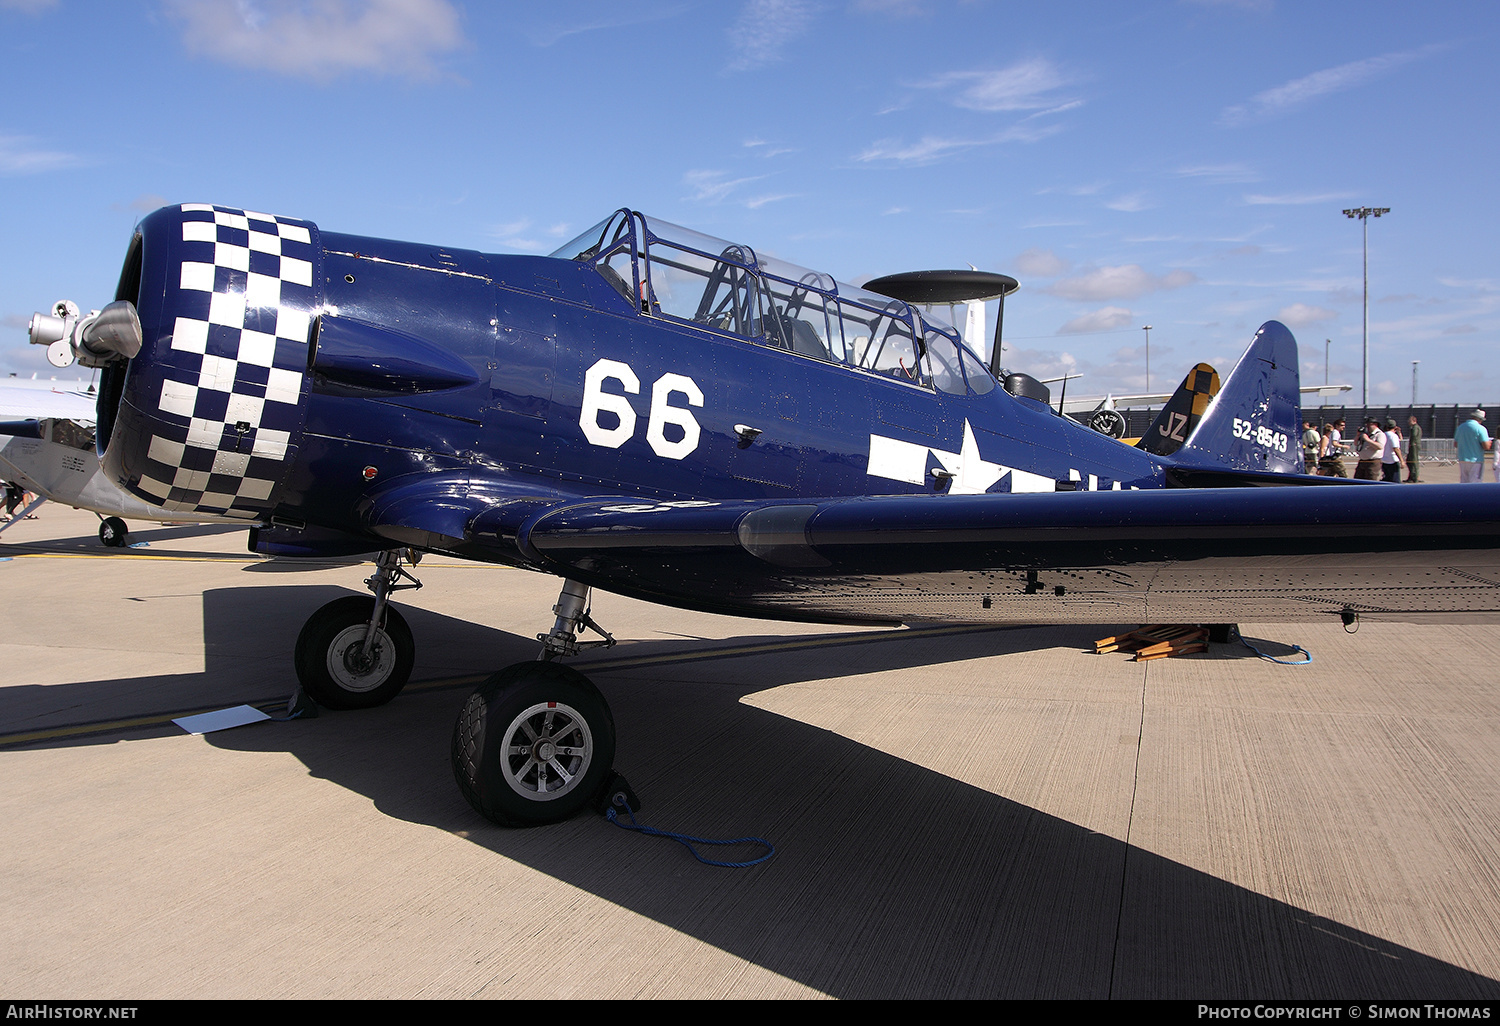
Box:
left=1159, top=412, right=1189, bottom=443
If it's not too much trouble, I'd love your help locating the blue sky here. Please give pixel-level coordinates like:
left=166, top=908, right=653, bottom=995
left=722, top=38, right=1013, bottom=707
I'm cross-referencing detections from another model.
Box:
left=3, top=0, right=1496, bottom=405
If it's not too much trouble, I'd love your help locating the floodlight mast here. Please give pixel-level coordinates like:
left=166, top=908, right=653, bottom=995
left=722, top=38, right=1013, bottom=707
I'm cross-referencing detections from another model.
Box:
left=1343, top=206, right=1390, bottom=407
left=1142, top=325, right=1153, bottom=394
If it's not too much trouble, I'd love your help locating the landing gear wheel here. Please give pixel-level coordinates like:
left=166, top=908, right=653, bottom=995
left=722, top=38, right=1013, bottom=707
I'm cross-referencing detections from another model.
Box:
left=452, top=661, right=616, bottom=828
left=294, top=595, right=414, bottom=709
left=99, top=517, right=127, bottom=547
left=1088, top=408, right=1127, bottom=439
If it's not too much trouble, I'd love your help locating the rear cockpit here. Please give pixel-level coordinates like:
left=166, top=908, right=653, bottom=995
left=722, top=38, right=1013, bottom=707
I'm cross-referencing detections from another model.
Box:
left=550, top=210, right=999, bottom=397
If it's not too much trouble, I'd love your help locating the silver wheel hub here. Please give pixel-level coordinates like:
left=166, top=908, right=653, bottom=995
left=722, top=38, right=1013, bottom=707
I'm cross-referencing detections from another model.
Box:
left=501, top=701, right=593, bottom=802
left=326, top=625, right=394, bottom=692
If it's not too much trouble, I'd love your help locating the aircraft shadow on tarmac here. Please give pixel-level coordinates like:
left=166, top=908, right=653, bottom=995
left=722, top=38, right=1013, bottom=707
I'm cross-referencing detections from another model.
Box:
left=0, top=520, right=250, bottom=559
left=8, top=585, right=1498, bottom=999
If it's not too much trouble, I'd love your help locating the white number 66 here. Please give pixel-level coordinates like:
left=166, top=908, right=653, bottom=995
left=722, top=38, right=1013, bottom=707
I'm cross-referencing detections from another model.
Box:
left=579, top=358, right=703, bottom=460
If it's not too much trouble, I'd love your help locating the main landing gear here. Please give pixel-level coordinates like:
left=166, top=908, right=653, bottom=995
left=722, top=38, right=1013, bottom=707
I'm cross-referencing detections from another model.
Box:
left=98, top=515, right=128, bottom=547
left=451, top=579, right=619, bottom=827
left=293, top=558, right=621, bottom=827
left=294, top=549, right=421, bottom=709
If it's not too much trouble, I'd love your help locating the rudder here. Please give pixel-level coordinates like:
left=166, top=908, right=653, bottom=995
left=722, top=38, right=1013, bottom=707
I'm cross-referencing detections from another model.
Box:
left=1169, top=321, right=1304, bottom=475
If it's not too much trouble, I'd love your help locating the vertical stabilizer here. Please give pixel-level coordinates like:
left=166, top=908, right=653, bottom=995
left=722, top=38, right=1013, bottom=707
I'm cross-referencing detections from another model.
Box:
left=1136, top=362, right=1220, bottom=456
left=1169, top=321, right=1304, bottom=475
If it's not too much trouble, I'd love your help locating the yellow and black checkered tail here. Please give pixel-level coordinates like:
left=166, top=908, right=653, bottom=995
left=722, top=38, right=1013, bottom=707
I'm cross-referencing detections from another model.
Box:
left=1137, top=363, right=1220, bottom=457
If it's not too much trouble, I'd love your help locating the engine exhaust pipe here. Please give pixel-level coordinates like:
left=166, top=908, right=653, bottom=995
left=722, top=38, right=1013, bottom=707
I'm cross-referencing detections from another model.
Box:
left=80, top=301, right=143, bottom=362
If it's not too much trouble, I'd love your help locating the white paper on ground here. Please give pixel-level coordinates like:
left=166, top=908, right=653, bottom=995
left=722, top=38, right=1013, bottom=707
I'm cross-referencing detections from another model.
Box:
left=173, top=705, right=272, bottom=735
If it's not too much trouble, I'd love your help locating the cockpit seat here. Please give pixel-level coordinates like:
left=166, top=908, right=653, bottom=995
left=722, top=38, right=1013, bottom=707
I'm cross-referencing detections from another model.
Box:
left=788, top=319, right=830, bottom=362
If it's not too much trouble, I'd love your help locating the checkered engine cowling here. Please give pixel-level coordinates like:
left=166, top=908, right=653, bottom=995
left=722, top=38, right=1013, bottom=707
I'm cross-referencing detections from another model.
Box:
left=104, top=204, right=321, bottom=520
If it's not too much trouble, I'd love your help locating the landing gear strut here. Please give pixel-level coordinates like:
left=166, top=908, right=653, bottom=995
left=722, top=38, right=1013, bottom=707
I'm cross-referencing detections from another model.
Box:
left=294, top=549, right=421, bottom=709
left=452, top=579, right=619, bottom=827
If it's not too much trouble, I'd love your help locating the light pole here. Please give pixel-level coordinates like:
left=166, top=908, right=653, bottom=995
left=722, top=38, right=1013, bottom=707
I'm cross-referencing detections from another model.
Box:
left=1325, top=338, right=1331, bottom=387
left=1142, top=324, right=1152, bottom=394
left=1412, top=360, right=1419, bottom=405
left=1342, top=206, right=1390, bottom=408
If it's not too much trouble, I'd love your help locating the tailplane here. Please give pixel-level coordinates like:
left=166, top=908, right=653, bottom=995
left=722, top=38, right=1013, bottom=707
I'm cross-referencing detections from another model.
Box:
left=1166, top=321, right=1304, bottom=476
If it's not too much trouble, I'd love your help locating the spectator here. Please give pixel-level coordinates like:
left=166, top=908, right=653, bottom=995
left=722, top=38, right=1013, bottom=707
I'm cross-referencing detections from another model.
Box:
left=1405, top=415, right=1422, bottom=483
left=1353, top=418, right=1385, bottom=480
left=1455, top=409, right=1490, bottom=483
left=1302, top=419, right=1320, bottom=474
left=1317, top=423, right=1346, bottom=477
left=1381, top=418, right=1405, bottom=482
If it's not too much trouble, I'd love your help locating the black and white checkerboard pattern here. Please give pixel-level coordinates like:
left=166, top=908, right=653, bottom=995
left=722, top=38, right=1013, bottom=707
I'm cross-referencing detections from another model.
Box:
left=134, top=204, right=318, bottom=519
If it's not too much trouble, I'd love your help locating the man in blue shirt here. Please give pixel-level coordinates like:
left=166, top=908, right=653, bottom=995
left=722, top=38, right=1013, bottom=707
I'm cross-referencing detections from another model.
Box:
left=1455, top=409, right=1491, bottom=483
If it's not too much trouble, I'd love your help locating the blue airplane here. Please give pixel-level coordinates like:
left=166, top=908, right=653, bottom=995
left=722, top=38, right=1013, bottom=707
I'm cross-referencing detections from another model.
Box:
left=29, top=204, right=1500, bottom=828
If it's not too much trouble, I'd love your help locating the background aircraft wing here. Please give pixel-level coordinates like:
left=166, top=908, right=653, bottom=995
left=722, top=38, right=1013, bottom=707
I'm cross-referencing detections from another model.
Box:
left=1062, top=383, right=1349, bottom=415
left=0, top=382, right=96, bottom=422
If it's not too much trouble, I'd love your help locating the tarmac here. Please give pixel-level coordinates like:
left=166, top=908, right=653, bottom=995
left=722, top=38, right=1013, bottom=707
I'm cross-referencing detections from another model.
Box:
left=1, top=462, right=1497, bottom=999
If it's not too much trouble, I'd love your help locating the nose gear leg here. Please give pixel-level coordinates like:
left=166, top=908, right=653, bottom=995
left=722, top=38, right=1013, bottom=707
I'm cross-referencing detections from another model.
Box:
left=537, top=579, right=615, bottom=661
left=362, top=548, right=423, bottom=659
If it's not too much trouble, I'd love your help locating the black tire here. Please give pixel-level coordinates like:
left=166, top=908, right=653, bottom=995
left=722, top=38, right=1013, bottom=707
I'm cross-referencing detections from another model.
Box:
left=1207, top=623, right=1240, bottom=645
left=99, top=517, right=128, bottom=547
left=452, top=662, right=616, bottom=828
left=294, top=595, right=414, bottom=709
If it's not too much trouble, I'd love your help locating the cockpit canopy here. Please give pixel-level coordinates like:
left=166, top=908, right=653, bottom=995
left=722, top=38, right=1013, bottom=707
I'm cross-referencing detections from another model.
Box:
left=551, top=210, right=996, bottom=396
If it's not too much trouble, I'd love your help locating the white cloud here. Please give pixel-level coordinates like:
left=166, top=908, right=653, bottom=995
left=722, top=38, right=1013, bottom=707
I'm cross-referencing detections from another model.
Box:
left=1002, top=346, right=1079, bottom=380
left=924, top=58, right=1072, bottom=112
left=744, top=193, right=797, bottom=209
left=1444, top=324, right=1479, bottom=335
left=1046, top=265, right=1196, bottom=302
left=0, top=134, right=81, bottom=174
left=682, top=169, right=765, bottom=203
left=0, top=0, right=58, bottom=12
left=524, top=3, right=690, bottom=47
left=856, top=135, right=990, bottom=166
left=1175, top=163, right=1260, bottom=184
left=1276, top=302, right=1337, bottom=327
left=1373, top=379, right=1398, bottom=397
left=490, top=219, right=546, bottom=252
left=1221, top=44, right=1445, bottom=125
left=1014, top=248, right=1069, bottom=278
left=726, top=0, right=816, bottom=72
left=1037, top=181, right=1106, bottom=197
left=165, top=0, right=464, bottom=81
left=1059, top=307, right=1134, bottom=334
left=855, top=123, right=1060, bottom=166
left=1242, top=192, right=1354, bottom=206
left=1105, top=192, right=1151, bottom=213
left=743, top=138, right=796, bottom=158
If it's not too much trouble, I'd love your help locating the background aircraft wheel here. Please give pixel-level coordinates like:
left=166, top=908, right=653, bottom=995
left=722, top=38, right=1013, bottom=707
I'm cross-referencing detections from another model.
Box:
left=98, top=517, right=128, bottom=547
left=1088, top=408, right=1127, bottom=439
left=452, top=662, right=616, bottom=828
left=294, top=595, right=414, bottom=710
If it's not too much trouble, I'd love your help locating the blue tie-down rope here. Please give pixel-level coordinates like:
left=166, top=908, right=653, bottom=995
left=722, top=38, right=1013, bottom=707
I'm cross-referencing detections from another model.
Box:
left=1241, top=637, right=1312, bottom=665
left=604, top=803, right=776, bottom=869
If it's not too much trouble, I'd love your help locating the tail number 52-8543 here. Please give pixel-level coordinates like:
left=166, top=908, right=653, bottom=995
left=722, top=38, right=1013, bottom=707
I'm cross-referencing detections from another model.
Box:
left=579, top=358, right=704, bottom=460
left=1232, top=417, right=1288, bottom=453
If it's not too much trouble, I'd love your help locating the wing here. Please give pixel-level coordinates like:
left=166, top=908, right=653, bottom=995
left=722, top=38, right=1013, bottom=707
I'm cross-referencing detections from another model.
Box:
left=0, top=383, right=96, bottom=422
left=511, top=487, right=1500, bottom=627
